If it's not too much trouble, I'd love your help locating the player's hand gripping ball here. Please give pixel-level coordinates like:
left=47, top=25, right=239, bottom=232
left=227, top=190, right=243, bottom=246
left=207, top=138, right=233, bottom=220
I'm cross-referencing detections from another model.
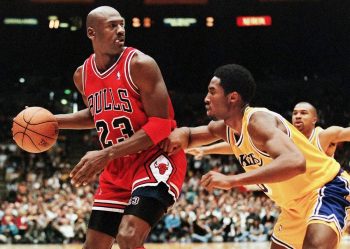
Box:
left=12, top=107, right=59, bottom=153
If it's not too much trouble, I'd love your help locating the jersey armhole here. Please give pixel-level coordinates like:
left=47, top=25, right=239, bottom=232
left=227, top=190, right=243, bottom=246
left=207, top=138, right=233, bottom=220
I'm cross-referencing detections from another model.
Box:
left=82, top=59, right=88, bottom=96
left=124, top=49, right=140, bottom=95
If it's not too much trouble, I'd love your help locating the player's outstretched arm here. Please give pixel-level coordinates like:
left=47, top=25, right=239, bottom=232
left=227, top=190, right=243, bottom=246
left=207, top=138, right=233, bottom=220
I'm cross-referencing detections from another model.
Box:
left=186, top=141, right=232, bottom=159
left=160, top=120, right=226, bottom=155
left=319, top=126, right=350, bottom=146
left=54, top=66, right=95, bottom=130
left=201, top=112, right=306, bottom=191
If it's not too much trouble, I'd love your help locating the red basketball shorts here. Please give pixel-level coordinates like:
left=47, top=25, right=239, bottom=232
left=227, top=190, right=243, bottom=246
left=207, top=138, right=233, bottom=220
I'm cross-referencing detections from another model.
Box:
left=91, top=146, right=187, bottom=213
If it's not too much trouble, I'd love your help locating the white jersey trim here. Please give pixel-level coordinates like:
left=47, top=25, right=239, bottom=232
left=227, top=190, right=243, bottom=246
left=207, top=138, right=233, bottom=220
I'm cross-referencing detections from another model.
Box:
left=309, top=128, right=325, bottom=153
left=271, top=235, right=294, bottom=249
left=315, top=133, right=325, bottom=153
left=82, top=59, right=88, bottom=96
left=91, top=49, right=126, bottom=79
left=92, top=207, right=125, bottom=213
left=309, top=128, right=316, bottom=142
left=169, top=182, right=180, bottom=197
left=124, top=49, right=140, bottom=95
left=132, top=177, right=150, bottom=189
left=94, top=199, right=129, bottom=205
left=226, top=126, right=243, bottom=147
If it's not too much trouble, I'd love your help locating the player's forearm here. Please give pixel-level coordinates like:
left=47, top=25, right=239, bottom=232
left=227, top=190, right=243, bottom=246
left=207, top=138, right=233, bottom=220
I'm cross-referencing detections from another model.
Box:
left=55, top=108, right=95, bottom=129
left=232, top=153, right=306, bottom=186
left=202, top=142, right=232, bottom=155
left=105, top=130, right=154, bottom=160
left=188, top=126, right=221, bottom=148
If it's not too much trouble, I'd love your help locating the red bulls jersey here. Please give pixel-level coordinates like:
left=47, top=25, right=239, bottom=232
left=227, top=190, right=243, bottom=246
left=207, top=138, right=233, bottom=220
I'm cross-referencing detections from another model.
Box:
left=81, top=47, right=186, bottom=210
left=82, top=47, right=174, bottom=149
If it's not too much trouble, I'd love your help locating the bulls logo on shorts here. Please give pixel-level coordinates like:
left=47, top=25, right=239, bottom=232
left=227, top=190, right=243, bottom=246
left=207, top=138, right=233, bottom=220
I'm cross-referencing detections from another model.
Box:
left=150, top=155, right=173, bottom=182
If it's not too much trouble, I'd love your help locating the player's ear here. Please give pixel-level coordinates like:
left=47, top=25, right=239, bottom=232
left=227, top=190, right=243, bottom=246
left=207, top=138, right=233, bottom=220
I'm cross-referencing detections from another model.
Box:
left=87, top=27, right=95, bottom=39
left=228, top=91, right=240, bottom=104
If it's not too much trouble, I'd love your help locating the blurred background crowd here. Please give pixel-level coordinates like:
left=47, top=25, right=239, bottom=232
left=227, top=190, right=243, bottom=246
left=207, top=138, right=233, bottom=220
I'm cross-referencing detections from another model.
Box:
left=1, top=0, right=350, bottom=245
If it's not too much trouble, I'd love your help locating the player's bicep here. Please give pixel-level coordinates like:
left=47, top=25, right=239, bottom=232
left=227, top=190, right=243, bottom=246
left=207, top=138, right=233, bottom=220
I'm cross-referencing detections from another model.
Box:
left=263, top=129, right=301, bottom=159
left=131, top=54, right=168, bottom=119
left=248, top=113, right=301, bottom=159
left=322, top=126, right=350, bottom=143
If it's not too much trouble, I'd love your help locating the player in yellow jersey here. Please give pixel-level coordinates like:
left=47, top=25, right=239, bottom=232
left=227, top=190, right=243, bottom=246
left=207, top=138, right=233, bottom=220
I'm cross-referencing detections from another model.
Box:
left=160, top=64, right=350, bottom=249
left=186, top=102, right=350, bottom=160
left=292, top=101, right=350, bottom=157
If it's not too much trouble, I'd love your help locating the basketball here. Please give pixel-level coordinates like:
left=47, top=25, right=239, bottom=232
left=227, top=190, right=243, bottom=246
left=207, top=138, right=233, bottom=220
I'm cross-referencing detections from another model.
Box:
left=12, top=107, right=59, bottom=153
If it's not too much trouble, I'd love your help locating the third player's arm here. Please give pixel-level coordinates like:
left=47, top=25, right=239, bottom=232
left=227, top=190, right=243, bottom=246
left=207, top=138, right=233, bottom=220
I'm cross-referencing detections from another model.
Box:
left=319, top=126, right=350, bottom=147
left=186, top=141, right=232, bottom=157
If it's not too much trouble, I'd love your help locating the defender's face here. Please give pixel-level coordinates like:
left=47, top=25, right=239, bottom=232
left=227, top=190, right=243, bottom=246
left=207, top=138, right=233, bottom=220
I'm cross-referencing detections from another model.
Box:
left=204, top=76, right=230, bottom=120
left=94, top=12, right=125, bottom=55
left=292, top=104, right=315, bottom=132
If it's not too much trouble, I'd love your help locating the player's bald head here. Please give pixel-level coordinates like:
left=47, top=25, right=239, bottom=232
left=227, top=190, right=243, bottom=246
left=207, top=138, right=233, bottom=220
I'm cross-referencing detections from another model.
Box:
left=86, top=6, right=121, bottom=29
left=294, top=102, right=318, bottom=118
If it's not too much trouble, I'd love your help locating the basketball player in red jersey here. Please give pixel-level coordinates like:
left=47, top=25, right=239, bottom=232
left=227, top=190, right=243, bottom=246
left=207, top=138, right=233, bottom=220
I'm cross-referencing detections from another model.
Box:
left=54, top=6, right=186, bottom=249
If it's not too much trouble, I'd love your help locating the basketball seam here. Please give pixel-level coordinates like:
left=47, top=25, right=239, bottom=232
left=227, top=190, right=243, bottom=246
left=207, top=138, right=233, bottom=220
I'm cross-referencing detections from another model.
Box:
left=23, top=132, right=41, bottom=152
left=13, top=120, right=57, bottom=140
left=22, top=108, right=43, bottom=147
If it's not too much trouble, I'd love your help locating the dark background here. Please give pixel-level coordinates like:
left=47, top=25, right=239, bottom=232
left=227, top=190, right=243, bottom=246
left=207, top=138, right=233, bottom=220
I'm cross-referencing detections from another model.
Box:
left=1, top=0, right=349, bottom=135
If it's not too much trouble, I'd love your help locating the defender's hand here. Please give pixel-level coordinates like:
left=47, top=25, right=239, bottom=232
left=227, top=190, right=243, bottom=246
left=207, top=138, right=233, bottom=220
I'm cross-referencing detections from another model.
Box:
left=200, top=171, right=234, bottom=192
left=70, top=150, right=110, bottom=187
left=159, top=127, right=189, bottom=155
left=185, top=147, right=204, bottom=160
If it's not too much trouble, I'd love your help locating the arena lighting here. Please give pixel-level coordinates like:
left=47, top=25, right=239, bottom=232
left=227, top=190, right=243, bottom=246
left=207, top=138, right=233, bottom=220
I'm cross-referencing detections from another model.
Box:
left=61, top=99, right=68, bottom=105
left=49, top=19, right=60, bottom=29
left=132, top=17, right=141, bottom=28
left=64, top=89, right=71, bottom=95
left=143, top=17, right=152, bottom=28
left=206, top=17, right=214, bottom=27
left=236, top=16, right=272, bottom=27
left=163, top=18, right=197, bottom=27
left=59, top=22, right=69, bottom=28
left=3, top=18, right=38, bottom=26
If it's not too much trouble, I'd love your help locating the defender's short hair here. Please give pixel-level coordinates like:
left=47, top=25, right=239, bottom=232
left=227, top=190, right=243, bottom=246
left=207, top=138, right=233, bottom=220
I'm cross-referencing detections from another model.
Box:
left=214, top=64, right=256, bottom=104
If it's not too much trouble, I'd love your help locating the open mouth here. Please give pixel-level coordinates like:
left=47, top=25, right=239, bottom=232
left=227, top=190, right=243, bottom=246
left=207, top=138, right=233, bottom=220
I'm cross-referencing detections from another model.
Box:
left=115, top=38, right=125, bottom=44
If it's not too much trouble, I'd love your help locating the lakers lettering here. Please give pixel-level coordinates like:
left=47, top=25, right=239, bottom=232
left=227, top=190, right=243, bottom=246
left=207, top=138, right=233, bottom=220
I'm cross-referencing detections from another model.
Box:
left=87, top=88, right=133, bottom=116
left=238, top=153, right=263, bottom=167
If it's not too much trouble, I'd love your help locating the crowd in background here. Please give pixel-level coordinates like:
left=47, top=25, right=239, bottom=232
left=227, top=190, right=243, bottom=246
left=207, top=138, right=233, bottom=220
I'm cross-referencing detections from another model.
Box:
left=0, top=140, right=279, bottom=244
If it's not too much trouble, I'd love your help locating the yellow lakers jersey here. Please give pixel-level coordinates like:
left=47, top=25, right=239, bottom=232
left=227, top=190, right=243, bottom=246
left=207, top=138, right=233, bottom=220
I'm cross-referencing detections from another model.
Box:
left=227, top=107, right=340, bottom=208
left=308, top=126, right=324, bottom=153
left=309, top=126, right=336, bottom=157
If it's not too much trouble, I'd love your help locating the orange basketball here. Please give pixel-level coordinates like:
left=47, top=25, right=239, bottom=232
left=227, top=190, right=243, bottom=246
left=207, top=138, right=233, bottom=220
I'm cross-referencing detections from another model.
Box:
left=12, top=107, right=59, bottom=153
